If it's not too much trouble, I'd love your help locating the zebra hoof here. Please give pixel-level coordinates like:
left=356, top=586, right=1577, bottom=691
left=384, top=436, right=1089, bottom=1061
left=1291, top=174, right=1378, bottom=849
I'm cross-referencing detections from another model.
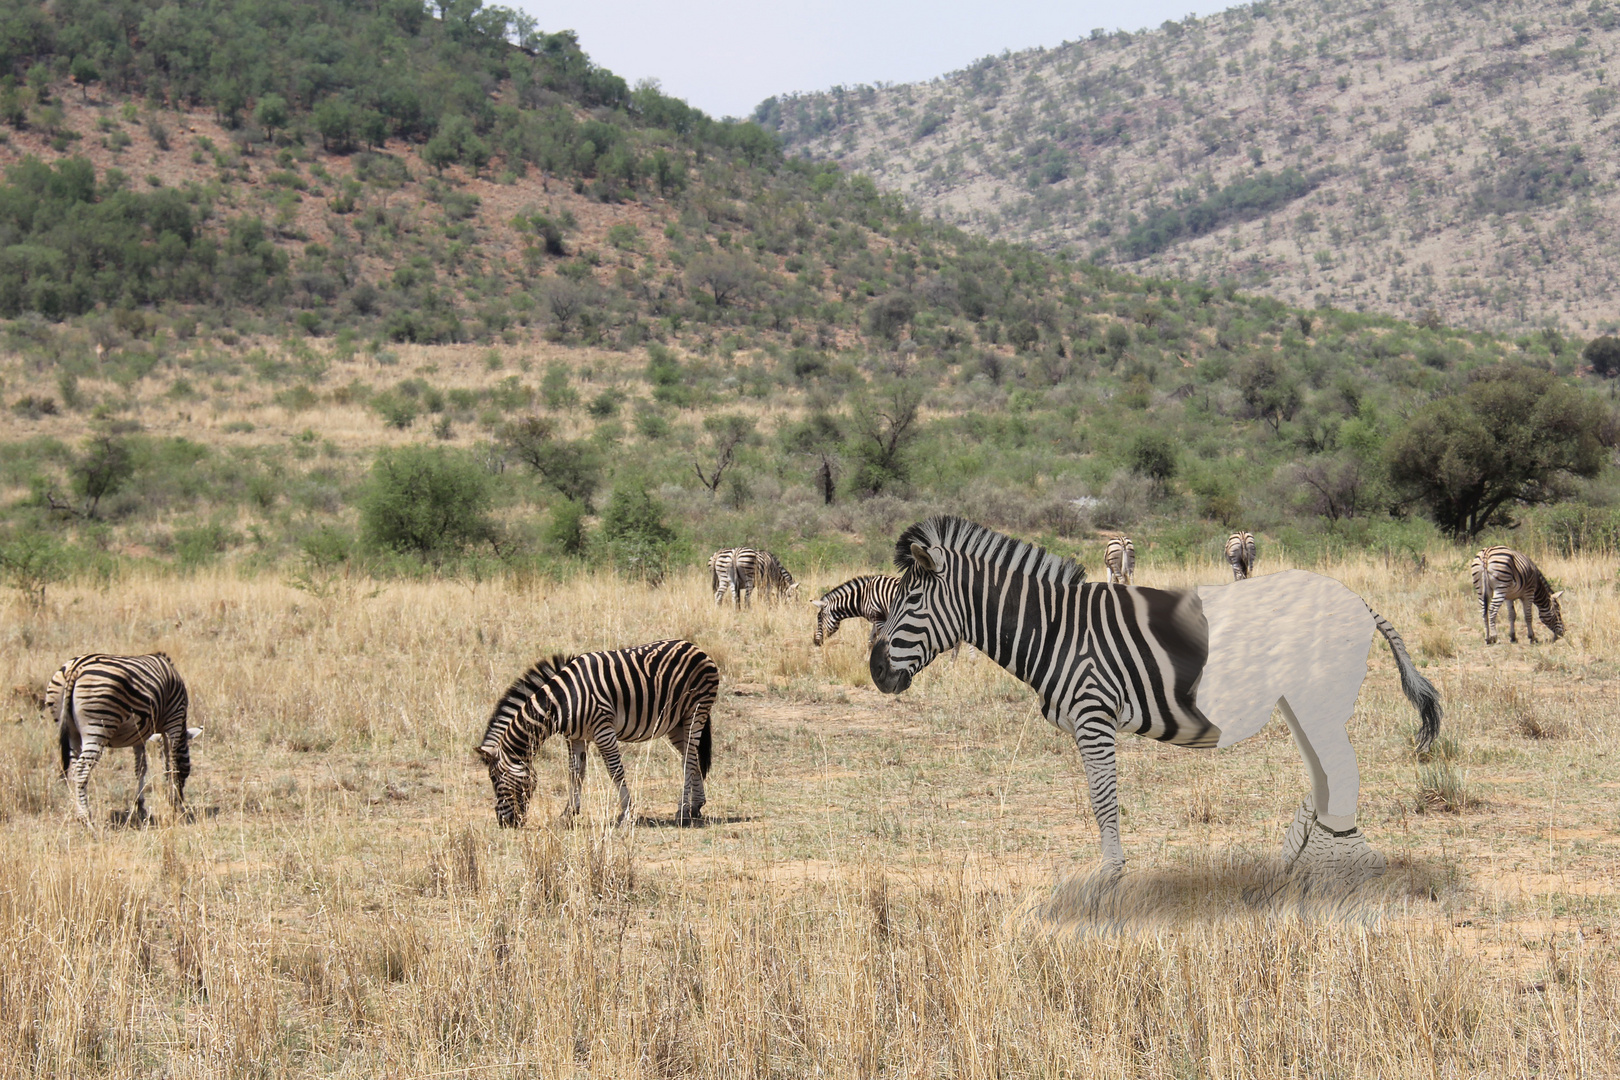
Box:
left=1289, top=825, right=1386, bottom=887
left=675, top=809, right=706, bottom=828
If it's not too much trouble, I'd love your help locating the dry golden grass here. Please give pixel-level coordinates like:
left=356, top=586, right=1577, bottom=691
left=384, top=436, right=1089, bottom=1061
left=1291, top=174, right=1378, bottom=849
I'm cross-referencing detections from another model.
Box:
left=0, top=552, right=1617, bottom=1076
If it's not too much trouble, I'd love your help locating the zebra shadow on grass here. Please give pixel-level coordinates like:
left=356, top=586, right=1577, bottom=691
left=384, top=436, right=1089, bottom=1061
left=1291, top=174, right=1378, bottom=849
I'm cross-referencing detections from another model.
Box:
left=106, top=805, right=222, bottom=828
left=1035, top=847, right=1462, bottom=935
left=633, top=813, right=755, bottom=829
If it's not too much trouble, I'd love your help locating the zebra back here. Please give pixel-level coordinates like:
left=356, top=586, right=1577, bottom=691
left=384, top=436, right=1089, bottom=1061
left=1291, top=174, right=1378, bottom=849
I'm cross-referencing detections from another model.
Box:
left=1225, top=532, right=1256, bottom=580
left=812, top=574, right=899, bottom=644
left=1104, top=537, right=1136, bottom=585
left=55, top=652, right=191, bottom=749
left=730, top=548, right=797, bottom=602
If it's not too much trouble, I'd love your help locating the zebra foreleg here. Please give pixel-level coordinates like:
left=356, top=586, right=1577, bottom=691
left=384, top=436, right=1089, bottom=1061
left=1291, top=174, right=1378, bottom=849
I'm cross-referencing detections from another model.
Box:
left=563, top=739, right=589, bottom=823
left=131, top=743, right=149, bottom=824
left=1073, top=714, right=1126, bottom=874
left=592, top=726, right=634, bottom=826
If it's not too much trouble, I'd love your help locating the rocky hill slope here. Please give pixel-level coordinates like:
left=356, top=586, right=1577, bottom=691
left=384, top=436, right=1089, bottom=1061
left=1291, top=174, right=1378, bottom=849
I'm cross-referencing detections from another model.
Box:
left=759, top=0, right=1620, bottom=335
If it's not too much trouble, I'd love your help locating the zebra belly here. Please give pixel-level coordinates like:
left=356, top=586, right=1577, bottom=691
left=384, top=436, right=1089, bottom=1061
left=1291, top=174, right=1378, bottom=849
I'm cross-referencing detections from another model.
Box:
left=1195, top=570, right=1375, bottom=748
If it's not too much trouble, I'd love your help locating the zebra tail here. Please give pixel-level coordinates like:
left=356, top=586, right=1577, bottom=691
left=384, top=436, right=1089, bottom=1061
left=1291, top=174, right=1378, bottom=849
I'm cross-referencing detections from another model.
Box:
left=1368, top=605, right=1442, bottom=752
left=698, top=719, right=712, bottom=778
left=55, top=670, right=79, bottom=776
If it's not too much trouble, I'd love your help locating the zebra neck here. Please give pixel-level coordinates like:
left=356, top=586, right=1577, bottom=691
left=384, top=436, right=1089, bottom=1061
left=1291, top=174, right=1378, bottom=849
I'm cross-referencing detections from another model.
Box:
left=956, top=576, right=1074, bottom=687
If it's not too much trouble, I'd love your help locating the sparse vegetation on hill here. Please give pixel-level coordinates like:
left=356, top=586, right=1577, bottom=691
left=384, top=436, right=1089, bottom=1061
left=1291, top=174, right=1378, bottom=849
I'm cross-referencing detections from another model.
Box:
left=761, top=0, right=1620, bottom=336
left=0, top=0, right=1615, bottom=584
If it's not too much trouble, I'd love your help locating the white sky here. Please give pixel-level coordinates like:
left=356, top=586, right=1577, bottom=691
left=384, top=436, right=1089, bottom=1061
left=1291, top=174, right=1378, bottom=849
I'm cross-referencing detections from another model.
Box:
left=513, top=1, right=1242, bottom=119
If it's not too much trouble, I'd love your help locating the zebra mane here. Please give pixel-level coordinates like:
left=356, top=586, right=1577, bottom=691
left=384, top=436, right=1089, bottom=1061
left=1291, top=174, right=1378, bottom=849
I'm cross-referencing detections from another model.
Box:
left=479, top=653, right=576, bottom=754
left=894, top=516, right=1084, bottom=586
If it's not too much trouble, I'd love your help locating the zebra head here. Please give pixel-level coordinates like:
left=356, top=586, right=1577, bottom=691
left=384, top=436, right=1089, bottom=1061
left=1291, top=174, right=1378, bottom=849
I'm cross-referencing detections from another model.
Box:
left=870, top=523, right=965, bottom=695
left=810, top=597, right=843, bottom=646
left=1545, top=590, right=1567, bottom=639
left=477, top=655, right=568, bottom=828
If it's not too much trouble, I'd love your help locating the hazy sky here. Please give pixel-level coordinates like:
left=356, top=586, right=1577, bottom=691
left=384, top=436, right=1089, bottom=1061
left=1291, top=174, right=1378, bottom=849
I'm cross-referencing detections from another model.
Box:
left=513, top=1, right=1240, bottom=120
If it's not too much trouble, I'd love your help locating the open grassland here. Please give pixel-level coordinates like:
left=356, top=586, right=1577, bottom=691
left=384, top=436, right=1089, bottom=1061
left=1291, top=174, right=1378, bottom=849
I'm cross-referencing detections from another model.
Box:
left=1, top=549, right=1617, bottom=1077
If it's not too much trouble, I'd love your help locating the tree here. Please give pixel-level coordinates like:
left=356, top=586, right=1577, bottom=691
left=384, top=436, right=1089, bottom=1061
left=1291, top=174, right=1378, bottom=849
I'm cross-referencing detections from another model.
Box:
left=1237, top=355, right=1301, bottom=434
left=865, top=291, right=916, bottom=345
left=693, top=414, right=755, bottom=495
left=0, top=531, right=69, bottom=607
left=781, top=411, right=844, bottom=505
left=1292, top=454, right=1377, bottom=522
left=360, top=445, right=494, bottom=560
left=1128, top=430, right=1178, bottom=488
left=254, top=94, right=289, bottom=141
left=1584, top=335, right=1620, bottom=378
left=848, top=380, right=924, bottom=496
left=69, top=56, right=98, bottom=102
left=1386, top=365, right=1607, bottom=539
left=313, top=98, right=357, bottom=153
left=599, top=482, right=678, bottom=583
left=686, top=252, right=754, bottom=307
left=498, top=417, right=601, bottom=506
left=69, top=431, right=135, bottom=517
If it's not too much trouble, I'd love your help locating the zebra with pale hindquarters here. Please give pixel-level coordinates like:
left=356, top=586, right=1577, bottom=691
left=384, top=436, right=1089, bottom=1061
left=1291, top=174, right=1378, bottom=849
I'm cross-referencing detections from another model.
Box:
left=1104, top=537, right=1136, bottom=585
left=1470, top=546, right=1565, bottom=644
left=477, top=640, right=719, bottom=827
left=45, top=653, right=200, bottom=827
left=710, top=547, right=797, bottom=606
left=868, top=517, right=1441, bottom=884
left=1225, top=531, right=1256, bottom=581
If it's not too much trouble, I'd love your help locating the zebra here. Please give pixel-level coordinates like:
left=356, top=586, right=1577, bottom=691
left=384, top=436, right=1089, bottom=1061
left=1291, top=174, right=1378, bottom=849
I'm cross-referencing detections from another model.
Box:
left=1104, top=537, right=1136, bottom=585
left=1470, top=546, right=1565, bottom=644
left=45, top=653, right=199, bottom=827
left=868, top=516, right=1441, bottom=883
left=476, top=639, right=719, bottom=828
left=710, top=547, right=797, bottom=606
left=709, top=548, right=739, bottom=604
left=811, top=574, right=901, bottom=646
left=1225, top=531, right=1257, bottom=581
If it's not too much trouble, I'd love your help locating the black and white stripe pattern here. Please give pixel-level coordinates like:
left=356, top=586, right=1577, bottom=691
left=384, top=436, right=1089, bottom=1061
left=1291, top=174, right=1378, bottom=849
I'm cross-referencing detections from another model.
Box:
left=46, top=652, right=196, bottom=826
left=869, top=517, right=1441, bottom=876
left=710, top=547, right=797, bottom=606
left=1470, top=546, right=1565, bottom=644
left=476, top=639, right=720, bottom=827
left=1104, top=537, right=1136, bottom=585
left=811, top=574, right=901, bottom=646
left=1225, top=531, right=1256, bottom=581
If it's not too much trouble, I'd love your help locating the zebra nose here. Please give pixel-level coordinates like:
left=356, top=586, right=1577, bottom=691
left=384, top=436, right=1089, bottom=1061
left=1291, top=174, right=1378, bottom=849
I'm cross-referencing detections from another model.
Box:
left=869, top=640, right=912, bottom=694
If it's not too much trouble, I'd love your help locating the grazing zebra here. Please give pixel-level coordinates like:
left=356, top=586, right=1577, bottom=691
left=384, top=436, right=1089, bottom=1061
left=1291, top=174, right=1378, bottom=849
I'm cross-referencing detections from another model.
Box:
left=1104, top=537, right=1136, bottom=585
left=45, top=653, right=198, bottom=827
left=476, top=639, right=719, bottom=827
left=1470, top=546, right=1565, bottom=644
left=1225, top=531, right=1257, bottom=581
left=711, top=547, right=798, bottom=606
left=811, top=574, right=901, bottom=646
left=868, top=517, right=1441, bottom=883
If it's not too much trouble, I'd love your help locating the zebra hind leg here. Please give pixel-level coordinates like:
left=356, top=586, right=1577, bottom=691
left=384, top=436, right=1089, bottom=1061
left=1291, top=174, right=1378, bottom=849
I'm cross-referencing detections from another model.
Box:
left=163, top=730, right=192, bottom=820
left=1275, top=698, right=1385, bottom=887
left=131, top=743, right=149, bottom=825
left=672, top=716, right=710, bottom=826
left=68, top=740, right=105, bottom=827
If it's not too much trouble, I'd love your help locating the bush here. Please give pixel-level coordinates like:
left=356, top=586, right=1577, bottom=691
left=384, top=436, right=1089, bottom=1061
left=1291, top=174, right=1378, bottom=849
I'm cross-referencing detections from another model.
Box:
left=546, top=499, right=588, bottom=555
left=598, top=482, right=677, bottom=583
left=359, top=445, right=494, bottom=560
left=0, top=530, right=69, bottom=605
left=1583, top=335, right=1620, bottom=378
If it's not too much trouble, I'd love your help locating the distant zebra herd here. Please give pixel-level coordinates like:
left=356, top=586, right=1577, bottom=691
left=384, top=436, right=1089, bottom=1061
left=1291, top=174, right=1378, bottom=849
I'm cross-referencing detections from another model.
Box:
left=35, top=521, right=1571, bottom=884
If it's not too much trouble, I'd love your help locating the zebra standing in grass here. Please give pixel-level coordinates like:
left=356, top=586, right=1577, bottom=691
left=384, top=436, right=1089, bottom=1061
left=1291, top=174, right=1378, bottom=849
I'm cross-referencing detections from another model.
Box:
left=477, top=639, right=719, bottom=827
left=1470, top=546, right=1565, bottom=644
left=868, top=517, right=1441, bottom=883
left=712, top=547, right=797, bottom=606
left=45, top=652, right=198, bottom=827
left=811, top=574, right=901, bottom=646
left=1104, top=537, right=1136, bottom=585
left=1225, top=531, right=1257, bottom=581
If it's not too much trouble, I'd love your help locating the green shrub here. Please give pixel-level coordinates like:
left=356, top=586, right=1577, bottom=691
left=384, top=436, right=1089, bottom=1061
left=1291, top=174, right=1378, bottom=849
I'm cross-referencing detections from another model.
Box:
left=360, top=445, right=494, bottom=561
left=598, top=481, right=677, bottom=583
left=546, top=499, right=588, bottom=556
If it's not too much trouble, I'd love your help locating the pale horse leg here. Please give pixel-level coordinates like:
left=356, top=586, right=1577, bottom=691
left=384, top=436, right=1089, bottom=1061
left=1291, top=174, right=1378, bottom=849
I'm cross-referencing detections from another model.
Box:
left=1275, top=693, right=1386, bottom=882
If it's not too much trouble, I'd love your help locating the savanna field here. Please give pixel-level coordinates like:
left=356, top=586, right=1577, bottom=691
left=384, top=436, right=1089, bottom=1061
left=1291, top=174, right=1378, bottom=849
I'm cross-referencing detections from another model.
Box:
left=1, top=546, right=1616, bottom=1078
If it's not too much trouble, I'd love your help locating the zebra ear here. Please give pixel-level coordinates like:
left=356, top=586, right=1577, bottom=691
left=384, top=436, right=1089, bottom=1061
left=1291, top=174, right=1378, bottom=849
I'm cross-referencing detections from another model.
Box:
left=1551, top=590, right=1565, bottom=600
left=476, top=745, right=497, bottom=765
left=810, top=599, right=825, bottom=609
left=910, top=541, right=944, bottom=575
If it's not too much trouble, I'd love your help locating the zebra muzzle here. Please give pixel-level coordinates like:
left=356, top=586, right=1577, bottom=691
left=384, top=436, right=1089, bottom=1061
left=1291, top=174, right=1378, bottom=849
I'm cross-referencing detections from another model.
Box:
left=869, top=641, right=912, bottom=694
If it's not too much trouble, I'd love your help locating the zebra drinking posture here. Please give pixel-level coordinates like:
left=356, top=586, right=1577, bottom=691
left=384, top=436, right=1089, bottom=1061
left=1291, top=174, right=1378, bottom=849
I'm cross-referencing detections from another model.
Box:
left=477, top=639, right=719, bottom=827
left=710, top=547, right=798, bottom=606
left=45, top=652, right=198, bottom=827
left=1104, top=537, right=1136, bottom=585
left=1470, top=546, right=1565, bottom=644
left=811, top=574, right=901, bottom=646
left=868, top=517, right=1441, bottom=883
left=1224, top=531, right=1257, bottom=580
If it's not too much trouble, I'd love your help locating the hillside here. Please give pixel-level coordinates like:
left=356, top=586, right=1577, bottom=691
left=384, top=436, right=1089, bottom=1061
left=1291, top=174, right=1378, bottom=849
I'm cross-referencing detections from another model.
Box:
left=0, top=0, right=1614, bottom=585
left=759, top=0, right=1620, bottom=335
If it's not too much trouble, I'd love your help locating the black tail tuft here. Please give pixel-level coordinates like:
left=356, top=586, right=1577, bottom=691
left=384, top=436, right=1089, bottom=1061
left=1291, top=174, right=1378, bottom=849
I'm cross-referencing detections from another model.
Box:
left=1368, top=604, right=1443, bottom=753
left=58, top=717, right=72, bottom=776
left=698, top=719, right=712, bottom=777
